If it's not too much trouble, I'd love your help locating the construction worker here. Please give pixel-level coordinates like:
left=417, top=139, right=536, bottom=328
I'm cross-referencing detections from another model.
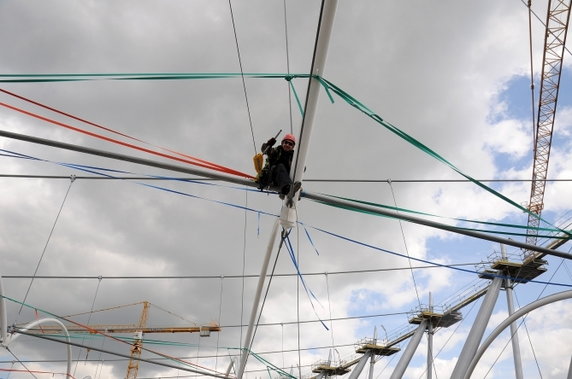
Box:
left=257, top=133, right=300, bottom=199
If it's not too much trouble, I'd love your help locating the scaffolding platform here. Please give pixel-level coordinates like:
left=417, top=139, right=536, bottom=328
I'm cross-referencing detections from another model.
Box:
left=355, top=342, right=400, bottom=356
left=355, top=338, right=400, bottom=356
left=408, top=309, right=462, bottom=328
left=479, top=257, right=547, bottom=283
left=311, top=361, right=351, bottom=376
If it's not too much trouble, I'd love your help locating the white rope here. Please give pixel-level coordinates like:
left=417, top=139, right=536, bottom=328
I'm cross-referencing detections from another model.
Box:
left=17, top=176, right=75, bottom=319
left=388, top=180, right=422, bottom=308
left=72, top=276, right=103, bottom=377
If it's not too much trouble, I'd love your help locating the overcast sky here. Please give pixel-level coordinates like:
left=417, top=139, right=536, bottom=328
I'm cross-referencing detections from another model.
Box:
left=0, top=1, right=571, bottom=378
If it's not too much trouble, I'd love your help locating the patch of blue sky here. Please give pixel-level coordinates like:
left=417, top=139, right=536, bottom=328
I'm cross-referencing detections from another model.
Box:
left=496, top=75, right=535, bottom=122
left=489, top=66, right=572, bottom=175
left=347, top=288, right=386, bottom=317
left=346, top=288, right=411, bottom=338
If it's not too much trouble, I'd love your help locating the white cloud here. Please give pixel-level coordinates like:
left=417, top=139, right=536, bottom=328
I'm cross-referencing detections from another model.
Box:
left=0, top=0, right=570, bottom=378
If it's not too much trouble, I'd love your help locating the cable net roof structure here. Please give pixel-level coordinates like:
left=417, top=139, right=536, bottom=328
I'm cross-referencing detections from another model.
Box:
left=0, top=1, right=571, bottom=378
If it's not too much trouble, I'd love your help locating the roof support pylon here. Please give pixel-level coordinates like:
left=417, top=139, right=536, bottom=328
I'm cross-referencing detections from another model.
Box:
left=348, top=351, right=372, bottom=379
left=0, top=276, right=7, bottom=344
left=390, top=319, right=428, bottom=379
left=502, top=244, right=524, bottom=379
left=280, top=0, right=338, bottom=228
left=237, top=219, right=280, bottom=379
left=464, top=290, right=572, bottom=379
left=451, top=276, right=503, bottom=379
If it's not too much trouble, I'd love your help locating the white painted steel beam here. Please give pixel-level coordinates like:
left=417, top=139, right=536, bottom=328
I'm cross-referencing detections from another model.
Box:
left=451, top=276, right=503, bottom=379
left=280, top=0, right=338, bottom=228
left=464, top=290, right=572, bottom=379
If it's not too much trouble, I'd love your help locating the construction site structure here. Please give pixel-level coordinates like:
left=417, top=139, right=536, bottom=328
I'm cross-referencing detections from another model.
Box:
left=309, top=225, right=571, bottom=379
left=525, top=0, right=572, bottom=252
left=24, top=301, right=221, bottom=379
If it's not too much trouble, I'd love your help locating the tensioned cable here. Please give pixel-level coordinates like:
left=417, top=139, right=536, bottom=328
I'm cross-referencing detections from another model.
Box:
left=72, top=276, right=102, bottom=377
left=0, top=294, right=411, bottom=328
left=388, top=180, right=422, bottom=308
left=227, top=0, right=257, bottom=154
left=18, top=139, right=568, bottom=248
left=216, top=276, right=224, bottom=372
left=308, top=224, right=572, bottom=288
left=4, top=147, right=569, bottom=260
left=289, top=0, right=328, bottom=184
left=4, top=147, right=564, bottom=240
left=0, top=88, right=247, bottom=177
left=6, top=152, right=570, bottom=278
left=325, top=273, right=336, bottom=349
left=93, top=326, right=107, bottom=379
left=0, top=339, right=361, bottom=365
left=376, top=350, right=400, bottom=379
left=516, top=247, right=571, bottom=377
left=2, top=76, right=569, bottom=236
left=13, top=330, right=231, bottom=379
left=527, top=0, right=538, bottom=148
left=283, top=0, right=294, bottom=134
left=519, top=0, right=572, bottom=57
left=565, top=260, right=572, bottom=281
left=16, top=176, right=75, bottom=319
left=4, top=346, right=39, bottom=379
left=150, top=302, right=198, bottom=325
left=484, top=245, right=571, bottom=378
left=283, top=233, right=329, bottom=329
left=1, top=174, right=570, bottom=183
left=242, top=228, right=287, bottom=374
left=0, top=174, right=572, bottom=183
left=317, top=192, right=569, bottom=239
left=316, top=78, right=571, bottom=238
left=9, top=295, right=227, bottom=377
left=1, top=262, right=483, bottom=280
left=415, top=299, right=480, bottom=379
left=0, top=101, right=253, bottom=179
left=497, top=292, right=544, bottom=378
left=239, top=188, right=248, bottom=362
left=295, top=224, right=302, bottom=375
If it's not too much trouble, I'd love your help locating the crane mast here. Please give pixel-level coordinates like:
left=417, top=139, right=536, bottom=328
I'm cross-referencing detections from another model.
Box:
left=526, top=0, right=571, bottom=255
left=126, top=301, right=150, bottom=379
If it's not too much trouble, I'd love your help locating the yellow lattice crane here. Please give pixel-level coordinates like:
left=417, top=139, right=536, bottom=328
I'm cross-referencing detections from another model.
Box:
left=125, top=300, right=149, bottom=379
left=26, top=301, right=221, bottom=378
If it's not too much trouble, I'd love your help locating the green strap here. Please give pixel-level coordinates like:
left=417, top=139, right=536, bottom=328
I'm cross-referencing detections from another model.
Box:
left=331, top=194, right=568, bottom=234
left=3, top=71, right=566, bottom=236
left=315, top=198, right=569, bottom=240
left=317, top=77, right=571, bottom=238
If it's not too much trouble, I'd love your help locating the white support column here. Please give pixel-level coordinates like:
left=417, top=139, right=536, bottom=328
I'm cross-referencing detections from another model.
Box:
left=368, top=352, right=376, bottom=379
left=427, top=293, right=434, bottom=379
left=465, top=290, right=572, bottom=379
left=390, top=319, right=428, bottom=379
left=237, top=219, right=280, bottom=379
left=0, top=276, right=7, bottom=344
left=506, top=284, right=523, bottom=379
left=501, top=245, right=523, bottom=379
left=280, top=0, right=338, bottom=228
left=451, top=276, right=503, bottom=379
left=348, top=351, right=372, bottom=379
left=368, top=328, right=378, bottom=379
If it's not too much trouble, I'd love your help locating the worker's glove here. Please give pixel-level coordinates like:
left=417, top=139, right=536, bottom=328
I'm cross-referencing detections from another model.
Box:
left=266, top=137, right=276, bottom=147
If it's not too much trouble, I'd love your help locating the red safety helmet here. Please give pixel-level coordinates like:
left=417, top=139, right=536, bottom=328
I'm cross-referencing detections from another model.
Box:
left=282, top=134, right=296, bottom=145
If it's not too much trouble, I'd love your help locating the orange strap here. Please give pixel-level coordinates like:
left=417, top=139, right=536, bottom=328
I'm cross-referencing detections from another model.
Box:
left=0, top=100, right=254, bottom=179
